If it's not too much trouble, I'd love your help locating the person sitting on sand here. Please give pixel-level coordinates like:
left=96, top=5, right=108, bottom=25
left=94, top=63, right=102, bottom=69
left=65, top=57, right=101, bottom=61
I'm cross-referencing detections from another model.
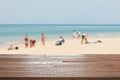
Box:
left=24, top=35, right=29, bottom=48
left=41, top=33, right=45, bottom=46
left=56, top=36, right=65, bottom=46
left=81, top=34, right=88, bottom=44
left=8, top=44, right=14, bottom=50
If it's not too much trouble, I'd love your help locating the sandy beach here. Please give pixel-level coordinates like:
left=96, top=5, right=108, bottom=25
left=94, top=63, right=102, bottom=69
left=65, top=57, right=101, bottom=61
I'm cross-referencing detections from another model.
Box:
left=0, top=37, right=120, bottom=54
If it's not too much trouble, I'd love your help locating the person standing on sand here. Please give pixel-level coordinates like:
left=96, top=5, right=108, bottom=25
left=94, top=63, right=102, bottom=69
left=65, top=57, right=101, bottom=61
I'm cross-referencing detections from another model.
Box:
left=41, top=33, right=45, bottom=46
left=78, top=29, right=81, bottom=38
left=72, top=30, right=76, bottom=39
left=24, top=35, right=29, bottom=48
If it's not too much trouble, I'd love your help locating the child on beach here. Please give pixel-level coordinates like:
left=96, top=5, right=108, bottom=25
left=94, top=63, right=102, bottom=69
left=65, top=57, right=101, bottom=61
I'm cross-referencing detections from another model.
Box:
left=41, top=33, right=45, bottom=46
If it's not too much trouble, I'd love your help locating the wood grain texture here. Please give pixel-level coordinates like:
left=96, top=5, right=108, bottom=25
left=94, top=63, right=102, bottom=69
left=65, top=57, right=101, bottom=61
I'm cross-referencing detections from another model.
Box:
left=0, top=54, right=120, bottom=80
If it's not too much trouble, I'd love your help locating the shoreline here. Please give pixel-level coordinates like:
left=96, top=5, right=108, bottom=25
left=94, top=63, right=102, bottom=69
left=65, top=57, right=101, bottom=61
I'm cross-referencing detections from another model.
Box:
left=0, top=37, right=120, bottom=54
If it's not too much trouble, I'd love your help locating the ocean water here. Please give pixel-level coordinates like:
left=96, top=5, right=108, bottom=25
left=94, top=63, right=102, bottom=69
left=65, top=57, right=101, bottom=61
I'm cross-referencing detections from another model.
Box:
left=0, top=24, right=120, bottom=48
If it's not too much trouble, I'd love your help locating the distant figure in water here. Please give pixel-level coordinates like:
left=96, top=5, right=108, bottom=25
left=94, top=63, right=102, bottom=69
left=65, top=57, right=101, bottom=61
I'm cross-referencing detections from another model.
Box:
left=41, top=33, right=45, bottom=46
left=81, top=34, right=88, bottom=44
left=24, top=35, right=29, bottom=48
left=56, top=36, right=65, bottom=46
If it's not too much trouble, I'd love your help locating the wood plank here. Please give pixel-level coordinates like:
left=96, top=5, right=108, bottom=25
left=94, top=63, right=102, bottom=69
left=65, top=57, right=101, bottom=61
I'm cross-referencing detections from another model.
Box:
left=0, top=54, right=120, bottom=80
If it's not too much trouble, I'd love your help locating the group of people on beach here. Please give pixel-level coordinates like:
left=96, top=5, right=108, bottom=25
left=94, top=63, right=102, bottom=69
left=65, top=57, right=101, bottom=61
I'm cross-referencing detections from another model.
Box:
left=72, top=29, right=88, bottom=44
left=24, top=33, right=45, bottom=48
left=7, top=30, right=86, bottom=50
left=7, top=29, right=102, bottom=50
left=8, top=33, right=45, bottom=50
left=25, top=35, right=37, bottom=48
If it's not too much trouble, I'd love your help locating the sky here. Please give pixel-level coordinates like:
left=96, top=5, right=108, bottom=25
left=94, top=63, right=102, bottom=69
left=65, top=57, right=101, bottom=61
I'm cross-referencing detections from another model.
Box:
left=0, top=0, right=120, bottom=24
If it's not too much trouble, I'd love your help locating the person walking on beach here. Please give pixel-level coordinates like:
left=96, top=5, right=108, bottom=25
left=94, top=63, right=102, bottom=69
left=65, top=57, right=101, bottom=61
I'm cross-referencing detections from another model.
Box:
left=24, top=35, right=29, bottom=48
left=41, top=33, right=45, bottom=46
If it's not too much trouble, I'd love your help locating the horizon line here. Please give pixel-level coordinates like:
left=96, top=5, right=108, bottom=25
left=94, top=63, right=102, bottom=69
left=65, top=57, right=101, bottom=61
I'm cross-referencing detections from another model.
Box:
left=0, top=24, right=120, bottom=26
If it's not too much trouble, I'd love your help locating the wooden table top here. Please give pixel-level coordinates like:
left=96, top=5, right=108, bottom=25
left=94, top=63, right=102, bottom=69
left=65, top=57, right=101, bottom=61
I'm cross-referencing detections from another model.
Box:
left=0, top=54, right=120, bottom=80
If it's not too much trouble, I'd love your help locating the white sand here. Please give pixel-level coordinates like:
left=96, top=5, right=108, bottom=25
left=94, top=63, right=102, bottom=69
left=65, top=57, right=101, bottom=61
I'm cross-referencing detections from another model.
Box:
left=0, top=37, right=120, bottom=54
